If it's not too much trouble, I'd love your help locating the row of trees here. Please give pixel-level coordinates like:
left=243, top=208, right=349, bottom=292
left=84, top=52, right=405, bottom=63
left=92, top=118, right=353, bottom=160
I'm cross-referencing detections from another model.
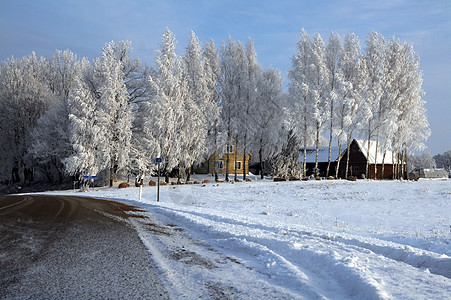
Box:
left=287, top=29, right=429, bottom=179
left=409, top=150, right=451, bottom=172
left=0, top=29, right=285, bottom=185
left=0, top=28, right=429, bottom=186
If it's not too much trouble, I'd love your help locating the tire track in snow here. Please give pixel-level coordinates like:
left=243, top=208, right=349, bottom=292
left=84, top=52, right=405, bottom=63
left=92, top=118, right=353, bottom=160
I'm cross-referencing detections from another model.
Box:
left=155, top=205, right=450, bottom=299
left=163, top=204, right=450, bottom=278
left=155, top=206, right=378, bottom=299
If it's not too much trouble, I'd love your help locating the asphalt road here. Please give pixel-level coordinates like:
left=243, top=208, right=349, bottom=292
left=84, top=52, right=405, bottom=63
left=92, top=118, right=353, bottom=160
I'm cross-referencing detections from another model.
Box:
left=0, top=194, right=169, bottom=299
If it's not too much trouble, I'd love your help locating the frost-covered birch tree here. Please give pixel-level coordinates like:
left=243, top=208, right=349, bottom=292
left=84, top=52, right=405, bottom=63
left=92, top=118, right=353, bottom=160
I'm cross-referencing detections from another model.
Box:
left=239, top=38, right=261, bottom=180
left=252, top=68, right=285, bottom=179
left=338, top=34, right=367, bottom=178
left=325, top=32, right=344, bottom=177
left=288, top=29, right=315, bottom=178
left=64, top=63, right=106, bottom=179
left=203, top=39, right=222, bottom=180
left=310, top=33, right=329, bottom=176
left=219, top=36, right=242, bottom=181
left=96, top=42, right=133, bottom=186
left=364, top=31, right=386, bottom=179
left=390, top=40, right=429, bottom=179
left=146, top=28, right=188, bottom=182
left=183, top=31, right=220, bottom=181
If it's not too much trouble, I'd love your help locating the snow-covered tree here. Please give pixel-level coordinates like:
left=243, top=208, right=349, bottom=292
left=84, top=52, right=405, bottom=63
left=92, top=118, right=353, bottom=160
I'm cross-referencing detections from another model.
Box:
left=239, top=38, right=262, bottom=180
left=252, top=67, right=285, bottom=179
left=325, top=32, right=344, bottom=177
left=203, top=39, right=222, bottom=180
left=363, top=31, right=386, bottom=179
left=145, top=28, right=189, bottom=182
left=30, top=50, right=80, bottom=182
left=409, top=151, right=436, bottom=171
left=94, top=41, right=133, bottom=186
left=45, top=49, right=79, bottom=101
left=396, top=45, right=429, bottom=179
left=434, top=151, right=451, bottom=172
left=309, top=33, right=329, bottom=176
left=337, top=33, right=367, bottom=178
left=0, top=53, right=52, bottom=183
left=219, top=36, right=245, bottom=181
left=288, top=28, right=315, bottom=178
left=64, top=63, right=105, bottom=179
left=183, top=31, right=220, bottom=181
left=271, top=128, right=302, bottom=179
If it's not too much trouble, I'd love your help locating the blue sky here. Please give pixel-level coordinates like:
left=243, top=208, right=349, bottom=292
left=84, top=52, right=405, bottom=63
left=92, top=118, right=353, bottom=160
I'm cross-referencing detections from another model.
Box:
left=1, top=0, right=450, bottom=154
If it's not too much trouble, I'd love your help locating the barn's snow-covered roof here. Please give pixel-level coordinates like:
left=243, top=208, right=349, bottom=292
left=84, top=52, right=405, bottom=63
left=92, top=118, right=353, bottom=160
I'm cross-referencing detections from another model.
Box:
left=354, top=139, right=395, bottom=164
left=299, top=146, right=342, bottom=163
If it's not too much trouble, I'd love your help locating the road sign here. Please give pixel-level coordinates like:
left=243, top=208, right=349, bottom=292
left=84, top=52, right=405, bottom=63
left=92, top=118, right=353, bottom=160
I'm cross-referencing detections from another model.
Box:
left=156, top=157, right=162, bottom=163
left=83, top=175, right=97, bottom=179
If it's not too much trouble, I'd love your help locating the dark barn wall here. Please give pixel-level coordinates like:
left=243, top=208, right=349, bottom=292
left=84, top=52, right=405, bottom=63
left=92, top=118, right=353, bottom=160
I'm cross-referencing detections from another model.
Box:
left=338, top=140, right=368, bottom=179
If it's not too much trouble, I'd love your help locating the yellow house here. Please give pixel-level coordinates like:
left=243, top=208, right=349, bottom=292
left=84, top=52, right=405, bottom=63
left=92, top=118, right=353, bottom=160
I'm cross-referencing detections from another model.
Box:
left=195, top=145, right=251, bottom=175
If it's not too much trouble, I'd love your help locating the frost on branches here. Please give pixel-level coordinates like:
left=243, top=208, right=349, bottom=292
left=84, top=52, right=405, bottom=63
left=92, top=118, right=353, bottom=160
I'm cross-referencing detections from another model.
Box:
left=0, top=28, right=431, bottom=186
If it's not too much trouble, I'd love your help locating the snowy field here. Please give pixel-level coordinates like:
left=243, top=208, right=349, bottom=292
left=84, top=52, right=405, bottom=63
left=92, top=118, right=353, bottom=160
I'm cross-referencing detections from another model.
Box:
left=45, top=178, right=450, bottom=299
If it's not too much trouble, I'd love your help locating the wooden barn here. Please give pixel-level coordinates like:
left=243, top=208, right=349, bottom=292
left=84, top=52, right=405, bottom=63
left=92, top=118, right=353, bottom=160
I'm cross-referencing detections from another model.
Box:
left=338, top=139, right=405, bottom=180
left=300, top=139, right=406, bottom=179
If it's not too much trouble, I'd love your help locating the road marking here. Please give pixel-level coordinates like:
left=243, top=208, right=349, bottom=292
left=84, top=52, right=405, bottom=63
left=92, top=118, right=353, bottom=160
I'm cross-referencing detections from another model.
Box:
left=0, top=197, right=32, bottom=212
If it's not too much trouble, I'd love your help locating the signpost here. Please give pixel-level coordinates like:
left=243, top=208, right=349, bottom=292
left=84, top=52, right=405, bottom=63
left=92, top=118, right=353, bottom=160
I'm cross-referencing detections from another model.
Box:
left=139, top=178, right=143, bottom=201
left=156, top=158, right=162, bottom=202
left=82, top=175, right=97, bottom=191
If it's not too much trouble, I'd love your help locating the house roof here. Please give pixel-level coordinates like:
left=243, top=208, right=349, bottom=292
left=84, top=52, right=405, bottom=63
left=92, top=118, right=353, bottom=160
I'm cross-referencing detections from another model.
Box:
left=299, top=146, right=342, bottom=163
left=354, top=139, right=395, bottom=164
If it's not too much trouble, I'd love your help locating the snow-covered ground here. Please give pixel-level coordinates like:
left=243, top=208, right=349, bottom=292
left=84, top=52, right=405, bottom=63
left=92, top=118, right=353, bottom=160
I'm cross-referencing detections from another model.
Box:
left=46, top=178, right=450, bottom=299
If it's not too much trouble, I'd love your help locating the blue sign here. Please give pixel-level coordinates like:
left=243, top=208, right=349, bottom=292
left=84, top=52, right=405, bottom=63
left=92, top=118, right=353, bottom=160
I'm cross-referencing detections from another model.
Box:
left=156, top=157, right=162, bottom=163
left=83, top=175, right=98, bottom=179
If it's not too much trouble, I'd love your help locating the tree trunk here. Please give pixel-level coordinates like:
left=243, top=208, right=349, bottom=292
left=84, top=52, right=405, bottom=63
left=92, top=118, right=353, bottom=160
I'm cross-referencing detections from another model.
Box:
left=259, top=147, right=264, bottom=180
left=405, top=144, right=410, bottom=180
left=401, top=146, right=405, bottom=180
left=164, top=163, right=169, bottom=183
left=303, top=135, right=307, bottom=179
left=302, top=106, right=308, bottom=178
left=186, top=165, right=192, bottom=182
left=234, top=141, right=238, bottom=181
left=335, top=140, right=343, bottom=179
left=109, top=158, right=114, bottom=187
left=374, top=98, right=383, bottom=181
left=225, top=143, right=230, bottom=182
left=336, top=100, right=345, bottom=179
left=314, top=122, right=320, bottom=177
left=177, top=162, right=182, bottom=184
left=243, top=147, right=247, bottom=181
left=374, top=135, right=379, bottom=180
left=366, top=122, right=372, bottom=179
left=345, top=137, right=351, bottom=178
left=326, top=99, right=334, bottom=178
left=392, top=152, right=395, bottom=180
left=381, top=151, right=386, bottom=180
left=214, top=128, right=218, bottom=181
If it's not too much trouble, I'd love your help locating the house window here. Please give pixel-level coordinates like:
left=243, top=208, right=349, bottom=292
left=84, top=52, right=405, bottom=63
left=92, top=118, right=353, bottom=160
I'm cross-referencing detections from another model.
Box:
left=227, top=145, right=234, bottom=153
left=351, top=144, right=359, bottom=152
left=216, top=160, right=224, bottom=169
left=236, top=161, right=242, bottom=170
